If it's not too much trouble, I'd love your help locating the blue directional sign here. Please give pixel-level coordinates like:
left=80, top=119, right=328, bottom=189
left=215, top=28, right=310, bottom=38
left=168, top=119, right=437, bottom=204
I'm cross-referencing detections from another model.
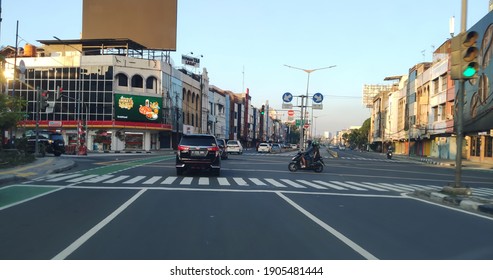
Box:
left=313, top=92, right=324, bottom=103
left=282, top=92, right=293, bottom=103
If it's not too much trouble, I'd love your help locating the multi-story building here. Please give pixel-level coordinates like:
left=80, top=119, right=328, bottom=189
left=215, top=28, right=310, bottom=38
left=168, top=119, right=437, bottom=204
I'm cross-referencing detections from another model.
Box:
left=2, top=39, right=276, bottom=153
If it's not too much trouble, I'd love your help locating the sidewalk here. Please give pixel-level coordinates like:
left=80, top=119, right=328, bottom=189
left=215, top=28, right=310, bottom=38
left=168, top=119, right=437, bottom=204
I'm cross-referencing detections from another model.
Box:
left=393, top=154, right=493, bottom=171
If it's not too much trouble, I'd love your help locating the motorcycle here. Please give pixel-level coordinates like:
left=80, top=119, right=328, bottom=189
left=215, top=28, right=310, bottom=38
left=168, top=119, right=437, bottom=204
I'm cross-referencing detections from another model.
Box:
left=387, top=150, right=393, bottom=159
left=288, top=152, right=325, bottom=172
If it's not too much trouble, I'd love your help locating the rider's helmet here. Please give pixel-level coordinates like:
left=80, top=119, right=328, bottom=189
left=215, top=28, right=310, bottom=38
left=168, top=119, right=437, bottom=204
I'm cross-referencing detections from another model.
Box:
left=306, top=140, right=312, bottom=146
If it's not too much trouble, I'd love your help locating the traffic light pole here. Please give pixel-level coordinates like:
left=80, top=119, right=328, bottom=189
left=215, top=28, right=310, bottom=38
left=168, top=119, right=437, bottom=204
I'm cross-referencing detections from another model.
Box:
left=35, top=87, right=40, bottom=156
left=443, top=0, right=471, bottom=195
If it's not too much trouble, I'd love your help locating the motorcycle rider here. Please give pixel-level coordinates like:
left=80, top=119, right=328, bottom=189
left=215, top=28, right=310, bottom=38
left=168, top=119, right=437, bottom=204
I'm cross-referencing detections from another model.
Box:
left=301, top=140, right=320, bottom=168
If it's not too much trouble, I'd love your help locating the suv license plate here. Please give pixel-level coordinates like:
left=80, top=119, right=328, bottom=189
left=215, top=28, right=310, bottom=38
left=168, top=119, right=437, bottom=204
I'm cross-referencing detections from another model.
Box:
left=191, top=150, right=206, bottom=156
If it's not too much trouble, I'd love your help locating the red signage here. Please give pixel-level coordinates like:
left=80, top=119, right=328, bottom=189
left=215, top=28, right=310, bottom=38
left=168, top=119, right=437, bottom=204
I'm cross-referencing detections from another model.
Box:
left=288, top=110, right=294, bottom=116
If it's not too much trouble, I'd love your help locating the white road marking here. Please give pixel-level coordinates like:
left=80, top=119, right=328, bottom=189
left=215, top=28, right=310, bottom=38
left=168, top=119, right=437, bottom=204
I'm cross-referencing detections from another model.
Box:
left=198, top=177, right=209, bottom=185
left=143, top=176, right=162, bottom=185
left=217, top=177, right=230, bottom=186
left=52, top=189, right=147, bottom=260
left=104, top=175, right=129, bottom=184
left=123, top=176, right=146, bottom=184
left=249, top=178, right=267, bottom=186
left=161, top=176, right=177, bottom=184
left=233, top=177, right=248, bottom=186
left=276, top=192, right=378, bottom=260
left=265, top=178, right=286, bottom=188
left=280, top=179, right=306, bottom=188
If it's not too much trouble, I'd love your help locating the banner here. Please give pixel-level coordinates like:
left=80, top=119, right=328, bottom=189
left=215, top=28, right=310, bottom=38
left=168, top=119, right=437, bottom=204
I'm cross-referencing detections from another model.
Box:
left=114, top=94, right=163, bottom=123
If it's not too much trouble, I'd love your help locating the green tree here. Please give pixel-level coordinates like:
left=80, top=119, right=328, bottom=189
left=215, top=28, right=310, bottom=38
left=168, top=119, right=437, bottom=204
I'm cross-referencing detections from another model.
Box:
left=0, top=93, right=26, bottom=148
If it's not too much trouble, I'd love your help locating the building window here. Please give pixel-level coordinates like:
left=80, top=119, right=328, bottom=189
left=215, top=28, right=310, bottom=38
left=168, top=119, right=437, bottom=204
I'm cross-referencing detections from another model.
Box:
left=486, top=136, right=492, bottom=158
left=131, top=75, right=143, bottom=88
left=146, top=76, right=157, bottom=91
left=433, top=78, right=439, bottom=94
left=470, top=136, right=481, bottom=157
left=116, top=73, right=128, bottom=87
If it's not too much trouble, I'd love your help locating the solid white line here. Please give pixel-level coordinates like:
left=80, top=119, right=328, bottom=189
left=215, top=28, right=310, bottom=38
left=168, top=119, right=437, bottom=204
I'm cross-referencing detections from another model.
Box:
left=52, top=188, right=147, bottom=260
left=276, top=192, right=378, bottom=260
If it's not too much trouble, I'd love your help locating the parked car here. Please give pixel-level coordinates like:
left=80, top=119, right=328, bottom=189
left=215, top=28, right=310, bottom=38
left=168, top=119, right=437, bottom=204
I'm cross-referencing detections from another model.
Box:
left=175, top=134, right=221, bottom=176
left=216, top=138, right=228, bottom=160
left=227, top=140, right=243, bottom=154
left=257, top=142, right=271, bottom=153
left=26, top=131, right=65, bottom=156
left=271, top=143, right=282, bottom=153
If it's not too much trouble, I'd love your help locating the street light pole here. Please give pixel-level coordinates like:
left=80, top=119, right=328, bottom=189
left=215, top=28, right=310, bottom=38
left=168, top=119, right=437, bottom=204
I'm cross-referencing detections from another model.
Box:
left=284, top=64, right=336, bottom=150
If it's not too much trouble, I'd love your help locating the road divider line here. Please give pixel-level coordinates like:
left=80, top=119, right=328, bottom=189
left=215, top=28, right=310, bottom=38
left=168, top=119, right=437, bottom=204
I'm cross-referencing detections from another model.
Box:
left=52, top=188, right=147, bottom=260
left=275, top=192, right=379, bottom=260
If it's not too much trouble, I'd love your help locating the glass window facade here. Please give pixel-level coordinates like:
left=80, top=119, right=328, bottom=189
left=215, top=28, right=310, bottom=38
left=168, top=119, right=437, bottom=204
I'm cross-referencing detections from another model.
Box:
left=13, top=66, right=114, bottom=122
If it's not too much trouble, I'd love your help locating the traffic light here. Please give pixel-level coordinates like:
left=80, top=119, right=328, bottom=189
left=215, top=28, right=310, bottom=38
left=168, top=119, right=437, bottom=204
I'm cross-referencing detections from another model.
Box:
left=40, top=91, right=49, bottom=112
left=260, top=105, right=265, bottom=115
left=450, top=31, right=479, bottom=80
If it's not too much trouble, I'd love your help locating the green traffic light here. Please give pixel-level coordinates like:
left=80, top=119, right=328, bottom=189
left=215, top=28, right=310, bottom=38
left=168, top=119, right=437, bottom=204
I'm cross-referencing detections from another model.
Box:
left=462, top=63, right=478, bottom=78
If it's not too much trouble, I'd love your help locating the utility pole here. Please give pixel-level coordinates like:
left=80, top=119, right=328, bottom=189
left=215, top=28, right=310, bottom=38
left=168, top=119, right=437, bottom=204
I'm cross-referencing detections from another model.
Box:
left=443, top=0, right=471, bottom=195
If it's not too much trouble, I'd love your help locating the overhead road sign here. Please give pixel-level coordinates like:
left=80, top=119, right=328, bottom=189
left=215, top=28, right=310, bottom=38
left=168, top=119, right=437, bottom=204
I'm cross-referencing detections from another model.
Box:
left=313, top=92, right=323, bottom=103
left=283, top=92, right=293, bottom=103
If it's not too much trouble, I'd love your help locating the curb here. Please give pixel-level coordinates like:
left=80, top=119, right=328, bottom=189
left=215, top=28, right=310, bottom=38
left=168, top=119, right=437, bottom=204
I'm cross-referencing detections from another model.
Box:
left=413, top=190, right=493, bottom=216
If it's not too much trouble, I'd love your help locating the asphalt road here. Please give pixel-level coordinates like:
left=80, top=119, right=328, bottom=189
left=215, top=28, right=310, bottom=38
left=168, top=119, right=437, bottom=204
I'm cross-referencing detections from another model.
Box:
left=1, top=149, right=493, bottom=260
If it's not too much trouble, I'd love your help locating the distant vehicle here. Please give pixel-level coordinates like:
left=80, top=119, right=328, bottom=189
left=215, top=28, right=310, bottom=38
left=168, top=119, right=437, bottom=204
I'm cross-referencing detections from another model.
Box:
left=339, top=146, right=346, bottom=150
left=257, top=143, right=271, bottom=153
left=227, top=140, right=243, bottom=154
left=271, top=143, right=282, bottom=153
left=175, top=134, right=221, bottom=176
left=290, top=144, right=298, bottom=149
left=216, top=138, right=228, bottom=160
left=26, top=131, right=65, bottom=156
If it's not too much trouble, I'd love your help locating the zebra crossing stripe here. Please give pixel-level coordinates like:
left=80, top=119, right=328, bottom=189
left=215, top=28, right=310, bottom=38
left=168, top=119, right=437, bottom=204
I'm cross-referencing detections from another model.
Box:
left=180, top=177, right=193, bottom=185
left=47, top=173, right=85, bottom=182
left=297, top=180, right=327, bottom=190
left=366, top=182, right=413, bottom=192
left=123, top=176, right=146, bottom=184
left=198, top=177, right=209, bottom=185
left=233, top=177, right=248, bottom=186
left=329, top=181, right=367, bottom=191
left=345, top=181, right=388, bottom=192
left=280, top=179, right=306, bottom=188
left=104, top=175, right=129, bottom=183
left=313, top=180, right=347, bottom=190
left=161, top=176, right=177, bottom=184
left=249, top=178, right=267, bottom=186
left=66, top=175, right=99, bottom=183
left=265, top=178, right=286, bottom=188
left=217, top=177, right=230, bottom=186
left=143, top=176, right=162, bottom=185
left=379, top=182, right=415, bottom=192
left=85, top=175, right=114, bottom=183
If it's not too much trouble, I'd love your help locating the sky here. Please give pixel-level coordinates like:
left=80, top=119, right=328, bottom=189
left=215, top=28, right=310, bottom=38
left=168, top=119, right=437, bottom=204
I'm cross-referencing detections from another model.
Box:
left=0, top=0, right=490, bottom=135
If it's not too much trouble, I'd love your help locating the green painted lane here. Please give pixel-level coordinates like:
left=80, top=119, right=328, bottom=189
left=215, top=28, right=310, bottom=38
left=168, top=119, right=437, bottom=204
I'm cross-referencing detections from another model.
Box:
left=0, top=185, right=61, bottom=209
left=80, top=155, right=175, bottom=175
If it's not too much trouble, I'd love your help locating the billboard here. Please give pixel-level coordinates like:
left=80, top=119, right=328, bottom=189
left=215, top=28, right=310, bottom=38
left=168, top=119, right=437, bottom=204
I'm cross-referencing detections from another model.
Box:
left=114, top=94, right=163, bottom=123
left=82, top=0, right=177, bottom=50
left=463, top=11, right=493, bottom=133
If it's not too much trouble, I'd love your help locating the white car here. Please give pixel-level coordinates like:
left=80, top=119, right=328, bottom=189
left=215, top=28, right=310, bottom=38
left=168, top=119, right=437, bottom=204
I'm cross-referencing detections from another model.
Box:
left=257, top=143, right=271, bottom=153
left=227, top=140, right=243, bottom=154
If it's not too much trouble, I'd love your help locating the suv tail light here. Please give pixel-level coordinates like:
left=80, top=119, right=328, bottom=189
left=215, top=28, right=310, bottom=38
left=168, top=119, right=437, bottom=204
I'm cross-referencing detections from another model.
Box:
left=208, top=146, right=219, bottom=152
left=178, top=145, right=189, bottom=152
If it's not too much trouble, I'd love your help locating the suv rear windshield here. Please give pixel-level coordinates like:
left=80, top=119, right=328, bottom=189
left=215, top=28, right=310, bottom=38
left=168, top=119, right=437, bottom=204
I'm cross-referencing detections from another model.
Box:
left=180, top=136, right=217, bottom=146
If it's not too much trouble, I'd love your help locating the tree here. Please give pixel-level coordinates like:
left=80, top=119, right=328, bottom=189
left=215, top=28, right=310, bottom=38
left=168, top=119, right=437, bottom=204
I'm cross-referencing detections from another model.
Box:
left=0, top=93, right=26, bottom=148
left=345, top=118, right=371, bottom=150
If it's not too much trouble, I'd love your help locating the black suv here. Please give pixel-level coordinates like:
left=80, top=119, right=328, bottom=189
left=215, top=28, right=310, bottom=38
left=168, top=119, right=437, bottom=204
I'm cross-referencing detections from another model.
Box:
left=176, top=134, right=221, bottom=176
left=27, top=131, right=66, bottom=156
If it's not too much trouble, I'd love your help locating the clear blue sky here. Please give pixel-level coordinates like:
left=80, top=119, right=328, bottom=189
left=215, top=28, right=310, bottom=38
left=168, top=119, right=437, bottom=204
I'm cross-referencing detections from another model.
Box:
left=1, top=0, right=489, bottom=135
